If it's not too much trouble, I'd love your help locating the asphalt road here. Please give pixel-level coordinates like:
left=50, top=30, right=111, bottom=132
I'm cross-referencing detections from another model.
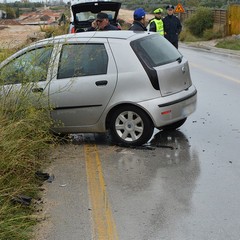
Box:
left=34, top=45, right=240, bottom=240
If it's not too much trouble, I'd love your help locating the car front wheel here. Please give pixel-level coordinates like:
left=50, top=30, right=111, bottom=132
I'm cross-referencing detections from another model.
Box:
left=109, top=106, right=154, bottom=146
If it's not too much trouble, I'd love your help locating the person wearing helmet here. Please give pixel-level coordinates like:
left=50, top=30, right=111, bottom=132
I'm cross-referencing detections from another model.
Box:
left=129, top=8, right=147, bottom=31
left=162, top=4, right=182, bottom=49
left=149, top=8, right=164, bottom=35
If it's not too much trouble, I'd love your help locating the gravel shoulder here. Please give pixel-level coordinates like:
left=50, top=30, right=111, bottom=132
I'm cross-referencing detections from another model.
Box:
left=0, top=24, right=42, bottom=49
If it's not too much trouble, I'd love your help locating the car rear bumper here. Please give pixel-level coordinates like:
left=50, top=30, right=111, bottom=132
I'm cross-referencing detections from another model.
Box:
left=139, top=85, right=197, bottom=128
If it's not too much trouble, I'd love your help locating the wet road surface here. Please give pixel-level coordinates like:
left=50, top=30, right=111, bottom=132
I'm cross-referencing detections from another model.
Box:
left=37, top=47, right=240, bottom=240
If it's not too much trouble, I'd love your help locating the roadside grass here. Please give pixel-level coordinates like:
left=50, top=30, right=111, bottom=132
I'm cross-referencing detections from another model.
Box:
left=0, top=48, right=16, bottom=63
left=40, top=24, right=69, bottom=38
left=180, top=28, right=201, bottom=42
left=215, top=38, right=240, bottom=50
left=180, top=28, right=222, bottom=42
left=0, top=23, right=75, bottom=240
left=0, top=83, right=56, bottom=239
left=180, top=28, right=240, bottom=51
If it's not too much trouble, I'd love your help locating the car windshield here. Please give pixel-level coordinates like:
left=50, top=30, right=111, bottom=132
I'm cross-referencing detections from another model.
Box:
left=75, top=11, right=115, bottom=22
left=131, top=34, right=182, bottom=67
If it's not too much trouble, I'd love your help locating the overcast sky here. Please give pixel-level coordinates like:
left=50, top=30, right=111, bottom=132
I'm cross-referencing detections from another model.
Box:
left=0, top=0, right=68, bottom=3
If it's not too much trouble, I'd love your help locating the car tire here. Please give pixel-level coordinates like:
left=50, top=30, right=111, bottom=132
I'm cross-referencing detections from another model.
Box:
left=50, top=130, right=70, bottom=143
left=109, top=106, right=154, bottom=146
left=160, top=118, right=187, bottom=131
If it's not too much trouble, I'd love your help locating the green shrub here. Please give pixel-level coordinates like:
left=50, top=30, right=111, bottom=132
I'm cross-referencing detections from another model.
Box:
left=40, top=24, right=69, bottom=38
left=0, top=49, right=16, bottom=63
left=202, top=28, right=223, bottom=40
left=179, top=28, right=200, bottom=42
left=184, top=7, right=214, bottom=37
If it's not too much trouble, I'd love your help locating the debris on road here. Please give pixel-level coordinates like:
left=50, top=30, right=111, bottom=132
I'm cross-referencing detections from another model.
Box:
left=11, top=195, right=32, bottom=206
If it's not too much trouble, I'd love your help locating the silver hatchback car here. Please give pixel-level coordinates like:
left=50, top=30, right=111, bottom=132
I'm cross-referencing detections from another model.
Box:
left=0, top=31, right=197, bottom=146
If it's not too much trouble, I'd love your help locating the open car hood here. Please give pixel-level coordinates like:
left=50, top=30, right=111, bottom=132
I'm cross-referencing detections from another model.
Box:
left=71, top=1, right=121, bottom=29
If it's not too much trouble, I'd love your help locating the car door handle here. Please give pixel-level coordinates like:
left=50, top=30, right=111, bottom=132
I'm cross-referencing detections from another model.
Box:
left=95, top=80, right=108, bottom=86
left=32, top=88, right=44, bottom=93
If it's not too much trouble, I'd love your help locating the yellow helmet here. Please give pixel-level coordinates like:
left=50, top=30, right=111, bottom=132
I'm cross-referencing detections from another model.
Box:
left=153, top=8, right=163, bottom=14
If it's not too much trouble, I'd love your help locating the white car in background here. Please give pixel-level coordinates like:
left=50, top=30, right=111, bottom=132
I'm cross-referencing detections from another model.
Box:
left=69, top=0, right=121, bottom=33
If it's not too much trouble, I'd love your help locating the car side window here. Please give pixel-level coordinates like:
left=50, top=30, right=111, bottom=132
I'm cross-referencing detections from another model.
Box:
left=57, top=43, right=108, bottom=79
left=0, top=46, right=53, bottom=85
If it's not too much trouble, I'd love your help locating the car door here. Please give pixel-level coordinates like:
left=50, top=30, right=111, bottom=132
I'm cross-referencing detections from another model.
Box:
left=49, top=39, right=118, bottom=129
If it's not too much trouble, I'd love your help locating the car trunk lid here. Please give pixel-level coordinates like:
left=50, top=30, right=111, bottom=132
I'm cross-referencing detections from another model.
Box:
left=154, top=58, right=192, bottom=97
left=71, top=1, right=121, bottom=29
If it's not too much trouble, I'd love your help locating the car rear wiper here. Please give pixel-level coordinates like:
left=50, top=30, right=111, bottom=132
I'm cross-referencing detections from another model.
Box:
left=176, top=56, right=183, bottom=63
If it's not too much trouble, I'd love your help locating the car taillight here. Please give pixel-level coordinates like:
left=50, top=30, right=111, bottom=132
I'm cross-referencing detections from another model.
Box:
left=71, top=27, right=76, bottom=33
left=161, top=110, right=172, bottom=115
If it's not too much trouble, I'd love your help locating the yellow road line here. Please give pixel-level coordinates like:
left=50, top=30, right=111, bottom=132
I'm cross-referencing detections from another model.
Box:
left=190, top=63, right=240, bottom=84
left=84, top=144, right=119, bottom=240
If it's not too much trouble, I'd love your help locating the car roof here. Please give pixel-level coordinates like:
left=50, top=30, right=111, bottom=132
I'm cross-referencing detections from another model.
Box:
left=38, top=31, right=155, bottom=44
left=0, top=31, right=157, bottom=67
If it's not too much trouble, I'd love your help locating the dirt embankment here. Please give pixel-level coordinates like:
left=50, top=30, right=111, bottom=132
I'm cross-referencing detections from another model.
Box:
left=0, top=9, right=152, bottom=49
left=119, top=9, right=153, bottom=24
left=0, top=24, right=42, bottom=49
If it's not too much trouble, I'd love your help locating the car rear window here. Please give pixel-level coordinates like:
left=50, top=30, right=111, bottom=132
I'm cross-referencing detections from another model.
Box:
left=130, top=34, right=182, bottom=67
left=57, top=43, right=108, bottom=79
left=75, top=11, right=115, bottom=22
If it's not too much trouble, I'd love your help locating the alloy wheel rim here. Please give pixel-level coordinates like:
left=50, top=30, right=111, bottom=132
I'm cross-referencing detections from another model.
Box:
left=115, top=111, right=144, bottom=142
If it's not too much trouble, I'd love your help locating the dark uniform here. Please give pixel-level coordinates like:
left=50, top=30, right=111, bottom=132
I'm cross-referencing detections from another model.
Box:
left=129, top=8, right=147, bottom=31
left=87, top=12, right=119, bottom=31
left=87, top=24, right=119, bottom=31
left=163, top=5, right=182, bottom=49
left=95, top=24, right=119, bottom=31
left=129, top=21, right=147, bottom=31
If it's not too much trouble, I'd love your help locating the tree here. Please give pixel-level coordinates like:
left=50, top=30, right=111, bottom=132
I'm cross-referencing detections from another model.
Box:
left=5, top=6, right=16, bottom=19
left=184, top=0, right=200, bottom=7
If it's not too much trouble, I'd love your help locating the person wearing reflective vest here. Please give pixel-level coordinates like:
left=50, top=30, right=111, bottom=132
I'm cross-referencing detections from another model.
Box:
left=149, top=8, right=164, bottom=35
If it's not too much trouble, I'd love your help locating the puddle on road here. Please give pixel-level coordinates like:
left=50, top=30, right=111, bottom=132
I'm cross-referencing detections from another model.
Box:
left=62, top=130, right=191, bottom=155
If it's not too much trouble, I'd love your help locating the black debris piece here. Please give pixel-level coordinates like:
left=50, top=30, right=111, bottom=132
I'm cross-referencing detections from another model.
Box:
left=11, top=195, right=32, bottom=206
left=35, top=171, right=50, bottom=181
left=46, top=174, right=55, bottom=183
left=132, top=145, right=156, bottom=150
left=154, top=144, right=174, bottom=150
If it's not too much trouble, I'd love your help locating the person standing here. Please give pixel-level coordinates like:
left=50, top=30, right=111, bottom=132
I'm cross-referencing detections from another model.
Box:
left=87, top=12, right=119, bottom=31
left=129, top=8, right=147, bottom=31
left=148, top=8, right=164, bottom=36
left=162, top=4, right=182, bottom=49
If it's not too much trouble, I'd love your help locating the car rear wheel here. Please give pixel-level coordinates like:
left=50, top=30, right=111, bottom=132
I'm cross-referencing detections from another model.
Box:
left=110, top=106, right=154, bottom=146
left=160, top=118, right=187, bottom=131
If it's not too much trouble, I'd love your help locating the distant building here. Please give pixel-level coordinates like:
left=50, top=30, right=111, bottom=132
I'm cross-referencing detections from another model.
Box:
left=0, top=10, right=7, bottom=19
